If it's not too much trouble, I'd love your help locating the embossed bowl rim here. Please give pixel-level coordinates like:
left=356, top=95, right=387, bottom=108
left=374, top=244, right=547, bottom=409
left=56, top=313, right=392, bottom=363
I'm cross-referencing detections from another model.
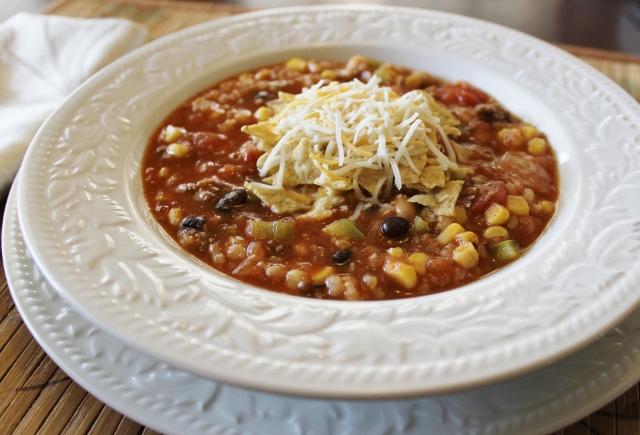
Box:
left=16, top=5, right=640, bottom=399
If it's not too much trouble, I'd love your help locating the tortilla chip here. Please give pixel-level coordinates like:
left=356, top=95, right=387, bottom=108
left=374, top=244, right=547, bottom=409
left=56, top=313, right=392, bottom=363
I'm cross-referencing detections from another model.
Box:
left=244, top=182, right=312, bottom=214
left=298, top=187, right=345, bottom=221
left=406, top=165, right=445, bottom=192
left=291, top=139, right=321, bottom=185
left=408, top=194, right=437, bottom=208
left=423, top=92, right=460, bottom=129
left=397, top=153, right=427, bottom=185
left=433, top=180, right=464, bottom=216
left=452, top=141, right=472, bottom=164
left=356, top=168, right=385, bottom=194
left=241, top=122, right=280, bottom=148
left=449, top=165, right=474, bottom=180
left=409, top=180, right=464, bottom=217
left=420, top=165, right=446, bottom=189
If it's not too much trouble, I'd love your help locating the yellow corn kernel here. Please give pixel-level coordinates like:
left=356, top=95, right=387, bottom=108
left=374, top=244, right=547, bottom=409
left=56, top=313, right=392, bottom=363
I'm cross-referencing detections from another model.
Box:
left=453, top=242, right=479, bottom=268
left=168, top=208, right=182, bottom=226
left=311, top=267, right=334, bottom=284
left=408, top=252, right=429, bottom=275
left=527, top=137, right=547, bottom=156
left=166, top=143, right=189, bottom=158
left=158, top=167, right=169, bottom=177
left=404, top=74, right=422, bottom=89
left=436, top=223, right=465, bottom=244
left=285, top=57, right=307, bottom=71
left=456, top=231, right=479, bottom=245
left=540, top=200, right=555, bottom=213
left=506, top=195, right=530, bottom=216
left=383, top=260, right=417, bottom=289
left=520, top=125, right=538, bottom=140
left=162, top=125, right=184, bottom=143
left=210, top=109, right=224, bottom=120
left=387, top=247, right=404, bottom=257
left=320, top=69, right=336, bottom=80
left=454, top=205, right=468, bottom=225
left=254, top=106, right=272, bottom=122
left=485, top=204, right=510, bottom=226
left=497, top=127, right=518, bottom=141
left=483, top=226, right=509, bottom=239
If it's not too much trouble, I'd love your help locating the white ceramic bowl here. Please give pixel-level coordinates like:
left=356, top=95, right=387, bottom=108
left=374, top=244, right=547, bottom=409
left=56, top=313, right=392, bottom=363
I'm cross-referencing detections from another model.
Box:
left=16, top=6, right=640, bottom=399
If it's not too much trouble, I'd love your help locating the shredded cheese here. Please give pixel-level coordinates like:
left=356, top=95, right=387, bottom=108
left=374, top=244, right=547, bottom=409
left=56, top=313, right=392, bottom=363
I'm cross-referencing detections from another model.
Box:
left=244, top=75, right=460, bottom=202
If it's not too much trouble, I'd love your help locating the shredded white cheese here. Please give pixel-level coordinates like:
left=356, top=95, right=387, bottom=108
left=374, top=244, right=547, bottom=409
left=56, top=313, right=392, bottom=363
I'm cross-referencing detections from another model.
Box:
left=244, top=75, right=461, bottom=203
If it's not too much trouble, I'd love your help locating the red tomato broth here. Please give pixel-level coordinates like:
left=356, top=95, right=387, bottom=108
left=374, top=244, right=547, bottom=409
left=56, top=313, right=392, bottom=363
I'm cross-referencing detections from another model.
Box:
left=141, top=56, right=559, bottom=301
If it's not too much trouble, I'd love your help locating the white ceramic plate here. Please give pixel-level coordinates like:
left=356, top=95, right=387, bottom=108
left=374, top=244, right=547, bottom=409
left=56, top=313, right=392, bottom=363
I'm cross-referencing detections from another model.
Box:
left=6, top=184, right=640, bottom=435
left=16, top=6, right=640, bottom=398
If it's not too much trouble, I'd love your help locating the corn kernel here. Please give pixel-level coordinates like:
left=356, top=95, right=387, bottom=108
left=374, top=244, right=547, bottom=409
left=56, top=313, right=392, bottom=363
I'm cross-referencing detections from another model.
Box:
left=408, top=252, right=429, bottom=275
left=540, top=200, right=554, bottom=213
left=254, top=106, right=272, bottom=122
left=166, top=143, right=189, bottom=158
left=210, top=110, right=224, bottom=120
left=520, top=125, right=538, bottom=140
left=254, top=68, right=271, bottom=80
left=404, top=74, right=422, bottom=89
left=161, top=125, right=184, bottom=143
left=320, top=70, right=336, bottom=80
left=453, top=242, right=479, bottom=268
left=454, top=205, right=468, bottom=225
left=387, top=247, right=404, bottom=257
left=168, top=208, right=182, bottom=226
left=158, top=167, right=169, bottom=177
left=456, top=231, right=479, bottom=245
left=527, top=137, right=547, bottom=156
left=436, top=223, right=465, bottom=244
left=485, top=204, right=510, bottom=226
left=506, top=195, right=530, bottom=216
left=483, top=226, right=509, bottom=239
left=285, top=57, right=307, bottom=71
left=383, top=260, right=417, bottom=289
left=311, top=267, right=334, bottom=284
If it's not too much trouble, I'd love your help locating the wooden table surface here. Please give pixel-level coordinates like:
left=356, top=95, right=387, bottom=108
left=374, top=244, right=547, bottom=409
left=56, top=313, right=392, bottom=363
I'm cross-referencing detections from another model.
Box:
left=1, top=0, right=640, bottom=433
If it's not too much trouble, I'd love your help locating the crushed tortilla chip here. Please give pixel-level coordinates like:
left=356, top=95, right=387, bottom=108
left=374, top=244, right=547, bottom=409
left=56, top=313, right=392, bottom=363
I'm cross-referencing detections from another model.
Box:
left=409, top=180, right=464, bottom=217
left=244, top=182, right=313, bottom=214
left=298, top=187, right=345, bottom=221
left=434, top=180, right=465, bottom=216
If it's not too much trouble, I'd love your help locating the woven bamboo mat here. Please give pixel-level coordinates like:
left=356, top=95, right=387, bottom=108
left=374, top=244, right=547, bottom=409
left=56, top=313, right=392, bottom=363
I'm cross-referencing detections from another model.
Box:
left=0, top=1, right=639, bottom=434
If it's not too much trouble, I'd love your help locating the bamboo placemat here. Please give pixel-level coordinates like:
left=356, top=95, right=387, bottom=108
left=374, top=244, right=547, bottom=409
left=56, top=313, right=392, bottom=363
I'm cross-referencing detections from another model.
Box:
left=0, top=1, right=639, bottom=434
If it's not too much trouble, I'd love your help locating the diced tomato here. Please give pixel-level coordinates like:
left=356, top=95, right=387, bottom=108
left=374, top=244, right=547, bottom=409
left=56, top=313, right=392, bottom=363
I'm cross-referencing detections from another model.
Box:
left=218, top=164, right=238, bottom=179
left=470, top=181, right=507, bottom=214
left=238, top=140, right=263, bottom=164
left=436, top=82, right=489, bottom=106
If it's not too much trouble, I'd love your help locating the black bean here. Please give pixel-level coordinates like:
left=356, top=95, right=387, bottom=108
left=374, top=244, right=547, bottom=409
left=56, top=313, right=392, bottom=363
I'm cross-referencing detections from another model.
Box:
left=380, top=216, right=410, bottom=238
left=332, top=249, right=352, bottom=265
left=216, top=188, right=248, bottom=210
left=477, top=103, right=512, bottom=123
left=181, top=215, right=205, bottom=229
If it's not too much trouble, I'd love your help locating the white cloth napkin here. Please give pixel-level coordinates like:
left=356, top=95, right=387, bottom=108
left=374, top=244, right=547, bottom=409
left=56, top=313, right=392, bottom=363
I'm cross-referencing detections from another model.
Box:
left=0, top=13, right=148, bottom=197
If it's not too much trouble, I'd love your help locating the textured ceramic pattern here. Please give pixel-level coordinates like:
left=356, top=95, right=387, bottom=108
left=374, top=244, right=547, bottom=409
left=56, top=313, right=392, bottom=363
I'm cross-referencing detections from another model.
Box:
left=16, top=6, right=640, bottom=397
left=6, top=186, right=640, bottom=435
